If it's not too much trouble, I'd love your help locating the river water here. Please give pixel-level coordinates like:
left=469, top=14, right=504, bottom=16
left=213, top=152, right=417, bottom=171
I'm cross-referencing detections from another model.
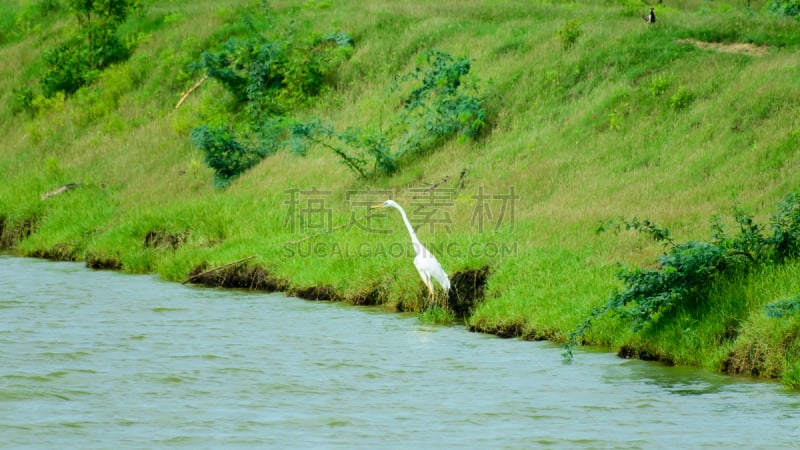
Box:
left=1, top=255, right=798, bottom=449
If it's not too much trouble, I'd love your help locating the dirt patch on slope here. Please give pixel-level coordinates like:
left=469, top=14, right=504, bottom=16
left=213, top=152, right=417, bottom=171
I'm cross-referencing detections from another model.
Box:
left=86, top=252, right=123, bottom=270
left=28, top=243, right=79, bottom=261
left=447, top=265, right=491, bottom=318
left=143, top=229, right=188, bottom=250
left=287, top=284, right=341, bottom=301
left=618, top=344, right=676, bottom=366
left=0, top=217, right=36, bottom=249
left=678, top=39, right=768, bottom=56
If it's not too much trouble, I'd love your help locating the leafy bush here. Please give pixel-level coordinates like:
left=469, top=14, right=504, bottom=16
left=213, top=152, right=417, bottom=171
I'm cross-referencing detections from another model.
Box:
left=767, top=192, right=800, bottom=262
left=565, top=193, right=800, bottom=359
left=557, top=19, right=583, bottom=50
left=650, top=74, right=670, bottom=97
left=193, top=30, right=353, bottom=114
left=42, top=38, right=93, bottom=97
left=395, top=50, right=487, bottom=145
left=190, top=125, right=275, bottom=188
left=766, top=0, right=800, bottom=18
left=290, top=121, right=396, bottom=179
left=189, top=12, right=354, bottom=187
left=669, top=86, right=694, bottom=111
left=40, top=0, right=138, bottom=97
left=765, top=296, right=800, bottom=318
left=11, top=86, right=35, bottom=115
left=292, top=50, right=487, bottom=178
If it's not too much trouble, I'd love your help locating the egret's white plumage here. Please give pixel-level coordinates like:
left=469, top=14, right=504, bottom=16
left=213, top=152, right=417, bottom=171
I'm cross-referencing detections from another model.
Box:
left=372, top=200, right=450, bottom=304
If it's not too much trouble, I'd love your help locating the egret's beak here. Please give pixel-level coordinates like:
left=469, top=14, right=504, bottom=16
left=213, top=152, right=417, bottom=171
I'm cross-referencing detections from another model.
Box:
left=371, top=203, right=383, bottom=209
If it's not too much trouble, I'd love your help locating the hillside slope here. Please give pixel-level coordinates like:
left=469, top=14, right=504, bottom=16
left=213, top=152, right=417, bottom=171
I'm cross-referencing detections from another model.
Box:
left=1, top=0, right=799, bottom=386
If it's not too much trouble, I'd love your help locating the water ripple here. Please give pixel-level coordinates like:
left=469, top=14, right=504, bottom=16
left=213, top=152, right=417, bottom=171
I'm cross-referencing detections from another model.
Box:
left=1, top=256, right=799, bottom=449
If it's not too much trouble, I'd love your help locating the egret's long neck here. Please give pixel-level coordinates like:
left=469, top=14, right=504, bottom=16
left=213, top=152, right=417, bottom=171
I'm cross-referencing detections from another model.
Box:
left=392, top=204, right=422, bottom=248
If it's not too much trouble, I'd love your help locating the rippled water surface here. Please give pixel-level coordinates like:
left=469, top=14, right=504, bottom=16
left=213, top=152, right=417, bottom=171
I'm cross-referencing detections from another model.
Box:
left=1, top=256, right=799, bottom=448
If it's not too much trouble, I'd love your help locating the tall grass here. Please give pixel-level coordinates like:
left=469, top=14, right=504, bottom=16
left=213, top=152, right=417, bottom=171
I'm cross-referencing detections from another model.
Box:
left=1, top=0, right=799, bottom=386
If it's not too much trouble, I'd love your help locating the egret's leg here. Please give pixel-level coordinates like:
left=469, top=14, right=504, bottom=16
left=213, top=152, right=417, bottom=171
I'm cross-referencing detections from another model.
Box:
left=425, top=281, right=434, bottom=309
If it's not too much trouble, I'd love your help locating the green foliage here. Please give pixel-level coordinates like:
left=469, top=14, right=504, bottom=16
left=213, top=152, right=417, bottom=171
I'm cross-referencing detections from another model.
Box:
left=765, top=296, right=800, bottom=318
left=11, top=86, right=35, bottom=115
left=420, top=305, right=457, bottom=325
left=1, top=0, right=63, bottom=43
left=194, top=28, right=353, bottom=112
left=766, top=0, right=800, bottom=18
left=565, top=194, right=800, bottom=359
left=612, top=241, right=729, bottom=330
left=616, top=0, right=646, bottom=18
left=189, top=11, right=354, bottom=187
left=557, top=19, right=583, bottom=50
left=42, top=37, right=96, bottom=97
left=767, top=193, right=800, bottom=262
left=290, top=121, right=396, bottom=179
left=395, top=50, right=487, bottom=145
left=598, top=216, right=674, bottom=247
left=292, top=50, right=487, bottom=178
left=189, top=124, right=277, bottom=188
left=783, top=361, right=800, bottom=390
left=669, top=86, right=694, bottom=111
left=649, top=74, right=671, bottom=97
left=40, top=0, right=139, bottom=97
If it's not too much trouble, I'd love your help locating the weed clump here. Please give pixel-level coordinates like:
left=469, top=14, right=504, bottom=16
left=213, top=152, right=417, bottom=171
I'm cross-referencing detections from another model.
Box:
left=557, top=19, right=583, bottom=50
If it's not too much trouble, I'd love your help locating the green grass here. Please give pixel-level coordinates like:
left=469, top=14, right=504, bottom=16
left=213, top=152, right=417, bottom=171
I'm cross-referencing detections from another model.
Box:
left=1, top=0, right=800, bottom=387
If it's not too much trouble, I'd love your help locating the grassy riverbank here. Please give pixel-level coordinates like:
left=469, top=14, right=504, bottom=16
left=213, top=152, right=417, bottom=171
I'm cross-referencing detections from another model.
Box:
left=2, top=0, right=800, bottom=387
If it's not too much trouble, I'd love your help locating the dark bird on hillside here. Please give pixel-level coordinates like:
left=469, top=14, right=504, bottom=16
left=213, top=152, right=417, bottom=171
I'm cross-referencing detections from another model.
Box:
left=643, top=7, right=656, bottom=24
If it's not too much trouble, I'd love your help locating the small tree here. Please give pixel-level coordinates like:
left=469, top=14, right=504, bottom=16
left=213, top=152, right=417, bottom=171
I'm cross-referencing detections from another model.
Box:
left=41, top=0, right=139, bottom=96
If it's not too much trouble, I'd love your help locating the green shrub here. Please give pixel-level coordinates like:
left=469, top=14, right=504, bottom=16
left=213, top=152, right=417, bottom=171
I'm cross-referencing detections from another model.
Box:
left=42, top=38, right=95, bottom=97
left=40, top=0, right=138, bottom=97
left=650, top=74, right=671, bottom=97
left=11, top=86, right=35, bottom=115
left=395, top=50, right=487, bottom=145
left=783, top=361, right=800, bottom=389
left=190, top=125, right=274, bottom=188
left=565, top=193, right=800, bottom=359
left=292, top=50, right=487, bottom=178
left=290, top=121, right=395, bottom=179
left=557, top=19, right=583, bottom=50
left=669, top=86, right=694, bottom=111
left=189, top=11, right=354, bottom=186
left=193, top=31, right=353, bottom=112
left=766, top=0, right=800, bottom=18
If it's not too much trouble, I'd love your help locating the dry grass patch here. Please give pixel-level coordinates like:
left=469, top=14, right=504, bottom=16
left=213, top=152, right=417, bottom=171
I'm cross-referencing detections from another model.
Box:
left=678, top=38, right=768, bottom=56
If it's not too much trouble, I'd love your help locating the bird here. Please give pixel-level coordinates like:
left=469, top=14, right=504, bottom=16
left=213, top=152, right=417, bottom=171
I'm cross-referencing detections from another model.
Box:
left=372, top=200, right=450, bottom=308
left=643, top=7, right=656, bottom=23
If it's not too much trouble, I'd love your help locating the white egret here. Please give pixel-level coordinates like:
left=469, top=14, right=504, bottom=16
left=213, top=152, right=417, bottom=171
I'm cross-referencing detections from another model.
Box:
left=372, top=200, right=450, bottom=307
